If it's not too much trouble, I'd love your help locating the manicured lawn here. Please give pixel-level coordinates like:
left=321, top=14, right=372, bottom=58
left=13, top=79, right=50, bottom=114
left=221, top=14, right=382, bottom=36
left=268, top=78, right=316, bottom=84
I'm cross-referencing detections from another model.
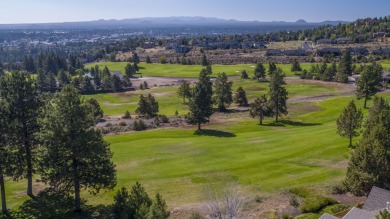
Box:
left=85, top=62, right=313, bottom=78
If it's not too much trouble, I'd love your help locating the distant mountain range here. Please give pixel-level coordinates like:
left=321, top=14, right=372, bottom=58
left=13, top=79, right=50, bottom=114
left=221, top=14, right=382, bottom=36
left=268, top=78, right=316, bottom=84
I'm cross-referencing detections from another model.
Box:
left=0, top=16, right=349, bottom=29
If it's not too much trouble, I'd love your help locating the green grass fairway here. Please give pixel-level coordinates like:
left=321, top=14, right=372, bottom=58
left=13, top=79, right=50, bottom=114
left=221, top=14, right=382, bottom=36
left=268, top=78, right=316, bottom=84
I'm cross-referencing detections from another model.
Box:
left=84, top=79, right=337, bottom=117
left=85, top=62, right=313, bottom=78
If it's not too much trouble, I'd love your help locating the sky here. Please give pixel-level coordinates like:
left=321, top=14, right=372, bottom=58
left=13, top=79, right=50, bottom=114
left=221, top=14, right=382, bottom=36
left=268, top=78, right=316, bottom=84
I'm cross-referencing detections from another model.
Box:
left=0, top=0, right=389, bottom=24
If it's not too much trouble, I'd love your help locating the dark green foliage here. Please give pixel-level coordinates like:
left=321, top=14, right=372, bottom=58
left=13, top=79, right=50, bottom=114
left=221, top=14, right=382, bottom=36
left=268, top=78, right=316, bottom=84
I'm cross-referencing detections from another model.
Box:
left=143, top=81, right=149, bottom=89
left=213, top=72, right=233, bottom=111
left=37, top=69, right=57, bottom=92
left=82, top=77, right=95, bottom=94
left=268, top=68, right=288, bottom=122
left=177, top=80, right=192, bottom=104
left=291, top=59, right=302, bottom=72
left=160, top=56, right=167, bottom=64
left=336, top=50, right=352, bottom=83
left=206, top=65, right=212, bottom=75
left=139, top=83, right=144, bottom=90
left=336, top=100, right=363, bottom=147
left=57, top=69, right=71, bottom=88
left=344, top=97, right=390, bottom=196
left=300, top=196, right=338, bottom=213
left=201, top=54, right=209, bottom=66
left=132, top=53, right=140, bottom=64
left=250, top=95, right=272, bottom=125
left=254, top=63, right=266, bottom=81
left=187, top=70, right=213, bottom=130
left=38, top=85, right=116, bottom=212
left=102, top=75, right=112, bottom=91
left=112, top=187, right=131, bottom=218
left=133, top=63, right=139, bottom=72
left=268, top=62, right=277, bottom=75
left=123, top=111, right=131, bottom=119
left=132, top=120, right=147, bottom=131
left=355, top=62, right=383, bottom=108
left=0, top=71, right=41, bottom=197
left=233, top=86, right=248, bottom=107
left=146, top=56, right=152, bottom=63
left=148, top=193, right=170, bottom=219
left=135, top=94, right=159, bottom=118
left=376, top=209, right=390, bottom=219
left=125, top=63, right=135, bottom=78
left=111, top=74, right=123, bottom=92
left=87, top=98, right=104, bottom=123
left=241, top=70, right=248, bottom=79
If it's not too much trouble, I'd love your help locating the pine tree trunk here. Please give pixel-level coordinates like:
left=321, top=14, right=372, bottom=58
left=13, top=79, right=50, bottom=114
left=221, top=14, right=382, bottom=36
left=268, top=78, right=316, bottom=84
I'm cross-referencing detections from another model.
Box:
left=349, top=134, right=352, bottom=147
left=260, top=114, right=263, bottom=125
left=25, top=140, right=33, bottom=197
left=0, top=165, right=7, bottom=214
left=73, top=158, right=81, bottom=212
left=364, top=93, right=368, bottom=108
left=197, top=123, right=201, bottom=130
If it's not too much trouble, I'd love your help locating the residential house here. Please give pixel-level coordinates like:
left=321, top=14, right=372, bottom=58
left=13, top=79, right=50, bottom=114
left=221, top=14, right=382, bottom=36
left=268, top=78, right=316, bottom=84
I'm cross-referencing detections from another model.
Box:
left=349, top=48, right=369, bottom=56
left=266, top=49, right=283, bottom=56
left=319, top=186, right=390, bottom=219
left=284, top=49, right=307, bottom=56
left=317, top=39, right=333, bottom=44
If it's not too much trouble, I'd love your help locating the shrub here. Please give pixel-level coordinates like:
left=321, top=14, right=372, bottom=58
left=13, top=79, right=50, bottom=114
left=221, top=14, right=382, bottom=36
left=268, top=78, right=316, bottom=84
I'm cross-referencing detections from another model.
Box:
left=175, top=110, right=179, bottom=117
left=158, top=115, right=169, bottom=123
left=321, top=204, right=349, bottom=215
left=105, top=122, right=112, bottom=127
left=332, top=184, right=347, bottom=194
left=119, top=121, right=127, bottom=126
left=154, top=117, right=161, bottom=126
left=139, top=83, right=144, bottom=90
left=133, top=120, right=147, bottom=131
left=289, top=187, right=312, bottom=198
left=301, top=195, right=338, bottom=213
left=294, top=213, right=320, bottom=219
left=143, top=81, right=149, bottom=89
left=289, top=195, right=300, bottom=208
left=282, top=213, right=293, bottom=219
left=122, top=110, right=131, bottom=119
left=254, top=195, right=263, bottom=203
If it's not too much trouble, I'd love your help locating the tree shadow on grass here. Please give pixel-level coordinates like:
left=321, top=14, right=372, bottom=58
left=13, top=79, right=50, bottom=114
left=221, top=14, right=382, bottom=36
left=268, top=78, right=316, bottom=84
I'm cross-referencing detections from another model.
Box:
left=194, top=129, right=236, bottom=138
left=263, top=119, right=322, bottom=127
left=15, top=189, right=112, bottom=219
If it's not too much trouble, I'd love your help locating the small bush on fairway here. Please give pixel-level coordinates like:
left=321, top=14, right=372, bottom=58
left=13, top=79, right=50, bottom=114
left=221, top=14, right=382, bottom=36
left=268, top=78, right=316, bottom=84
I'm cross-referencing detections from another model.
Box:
left=122, top=110, right=131, bottom=119
left=133, top=120, right=147, bottom=131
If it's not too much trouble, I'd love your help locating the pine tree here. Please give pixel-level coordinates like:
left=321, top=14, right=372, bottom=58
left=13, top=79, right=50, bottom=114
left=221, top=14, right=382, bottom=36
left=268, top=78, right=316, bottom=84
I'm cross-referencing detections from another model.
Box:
left=336, top=100, right=363, bottom=147
left=234, top=86, right=248, bottom=107
left=146, top=56, right=152, bottom=63
left=355, top=62, right=383, bottom=108
left=177, top=80, right=192, bottom=104
left=250, top=95, right=272, bottom=125
left=125, top=63, right=134, bottom=78
left=187, top=70, right=213, bottom=130
left=87, top=98, right=104, bottom=122
left=337, top=49, right=352, bottom=83
left=148, top=193, right=170, bottom=219
left=0, top=71, right=41, bottom=197
left=206, top=65, right=213, bottom=75
left=376, top=209, right=390, bottom=219
left=38, top=85, right=116, bottom=212
left=213, top=72, right=233, bottom=111
left=241, top=70, right=249, bottom=79
left=268, top=62, right=277, bottom=76
left=132, top=53, right=140, bottom=64
left=136, top=94, right=159, bottom=118
left=254, top=63, right=266, bottom=82
left=57, top=69, right=71, bottom=88
left=111, top=74, right=123, bottom=92
left=201, top=54, right=209, bottom=66
left=291, top=59, right=302, bottom=72
left=268, top=68, right=288, bottom=122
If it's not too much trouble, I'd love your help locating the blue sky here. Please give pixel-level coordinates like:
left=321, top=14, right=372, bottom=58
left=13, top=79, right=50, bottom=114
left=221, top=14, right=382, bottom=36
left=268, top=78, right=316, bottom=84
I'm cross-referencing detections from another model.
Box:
left=0, top=0, right=389, bottom=24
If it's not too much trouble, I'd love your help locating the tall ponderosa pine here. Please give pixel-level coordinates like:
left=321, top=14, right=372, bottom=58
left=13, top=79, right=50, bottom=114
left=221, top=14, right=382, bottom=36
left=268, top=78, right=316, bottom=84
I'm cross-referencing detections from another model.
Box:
left=254, top=63, right=266, bottom=82
left=135, top=94, right=159, bottom=118
left=268, top=68, right=288, bottom=122
left=355, top=62, right=383, bottom=108
left=250, top=95, right=272, bottom=125
left=201, top=55, right=209, bottom=66
left=213, top=72, right=233, bottom=111
left=0, top=100, right=24, bottom=214
left=344, top=97, right=390, bottom=195
left=38, top=85, right=116, bottom=212
left=187, top=70, right=213, bottom=130
left=0, top=71, right=41, bottom=197
left=337, top=49, right=352, bottom=83
left=336, top=100, right=363, bottom=147
left=233, top=86, right=248, bottom=107
left=268, top=62, right=277, bottom=76
left=125, top=63, right=135, bottom=78
left=177, top=80, right=192, bottom=104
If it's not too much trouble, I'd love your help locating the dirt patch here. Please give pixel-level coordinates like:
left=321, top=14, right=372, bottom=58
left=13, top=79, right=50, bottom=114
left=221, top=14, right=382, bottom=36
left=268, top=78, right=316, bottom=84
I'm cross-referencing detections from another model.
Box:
left=247, top=86, right=266, bottom=91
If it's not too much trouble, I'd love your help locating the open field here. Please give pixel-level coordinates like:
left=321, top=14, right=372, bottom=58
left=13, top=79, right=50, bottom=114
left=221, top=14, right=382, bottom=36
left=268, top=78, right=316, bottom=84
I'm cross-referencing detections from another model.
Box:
left=85, top=62, right=313, bottom=78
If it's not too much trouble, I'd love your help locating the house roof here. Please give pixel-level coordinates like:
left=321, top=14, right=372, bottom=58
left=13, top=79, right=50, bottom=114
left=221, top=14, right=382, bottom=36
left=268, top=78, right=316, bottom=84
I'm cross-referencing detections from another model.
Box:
left=363, top=186, right=390, bottom=211
left=319, top=213, right=339, bottom=219
left=343, top=207, right=375, bottom=219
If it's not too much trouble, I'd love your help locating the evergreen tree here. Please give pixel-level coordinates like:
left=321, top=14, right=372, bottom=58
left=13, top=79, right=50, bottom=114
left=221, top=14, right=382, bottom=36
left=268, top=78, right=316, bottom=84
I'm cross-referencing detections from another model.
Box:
left=177, top=80, right=192, bottom=104
left=268, top=69, right=288, bottom=122
left=111, top=74, right=123, bottom=92
left=112, top=187, right=131, bottom=219
left=355, top=62, right=383, bottom=108
left=82, top=77, right=95, bottom=94
left=187, top=70, right=213, bottom=130
left=376, top=209, right=390, bottom=219
left=102, top=75, right=112, bottom=91
left=233, top=86, right=248, bottom=107
left=337, top=49, right=352, bottom=83
left=133, top=63, right=139, bottom=72
left=135, top=94, right=159, bottom=118
left=132, top=53, right=140, bottom=64
left=291, top=59, right=302, bottom=72
left=103, top=66, right=111, bottom=78
left=0, top=71, right=41, bottom=197
left=38, top=85, right=116, bottom=212
left=147, top=193, right=170, bottom=219
left=254, top=63, right=266, bottom=82
left=206, top=65, right=213, bottom=75
left=146, top=56, right=152, bottom=63
left=87, top=98, right=104, bottom=122
left=213, top=72, right=233, bottom=111
left=201, top=54, right=209, bottom=66
left=268, top=62, right=277, bottom=76
left=57, top=69, right=71, bottom=88
left=129, top=182, right=152, bottom=218
left=125, top=63, right=134, bottom=78
left=336, top=100, right=363, bottom=147
left=250, top=95, right=272, bottom=125
left=241, top=70, right=249, bottom=79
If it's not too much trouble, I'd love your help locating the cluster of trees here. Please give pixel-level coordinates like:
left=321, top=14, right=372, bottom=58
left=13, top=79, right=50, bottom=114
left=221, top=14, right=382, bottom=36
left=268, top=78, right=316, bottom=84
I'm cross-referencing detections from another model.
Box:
left=0, top=71, right=117, bottom=213
left=136, top=94, right=159, bottom=118
left=343, top=97, right=390, bottom=196
left=249, top=68, right=289, bottom=124
left=300, top=50, right=352, bottom=83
